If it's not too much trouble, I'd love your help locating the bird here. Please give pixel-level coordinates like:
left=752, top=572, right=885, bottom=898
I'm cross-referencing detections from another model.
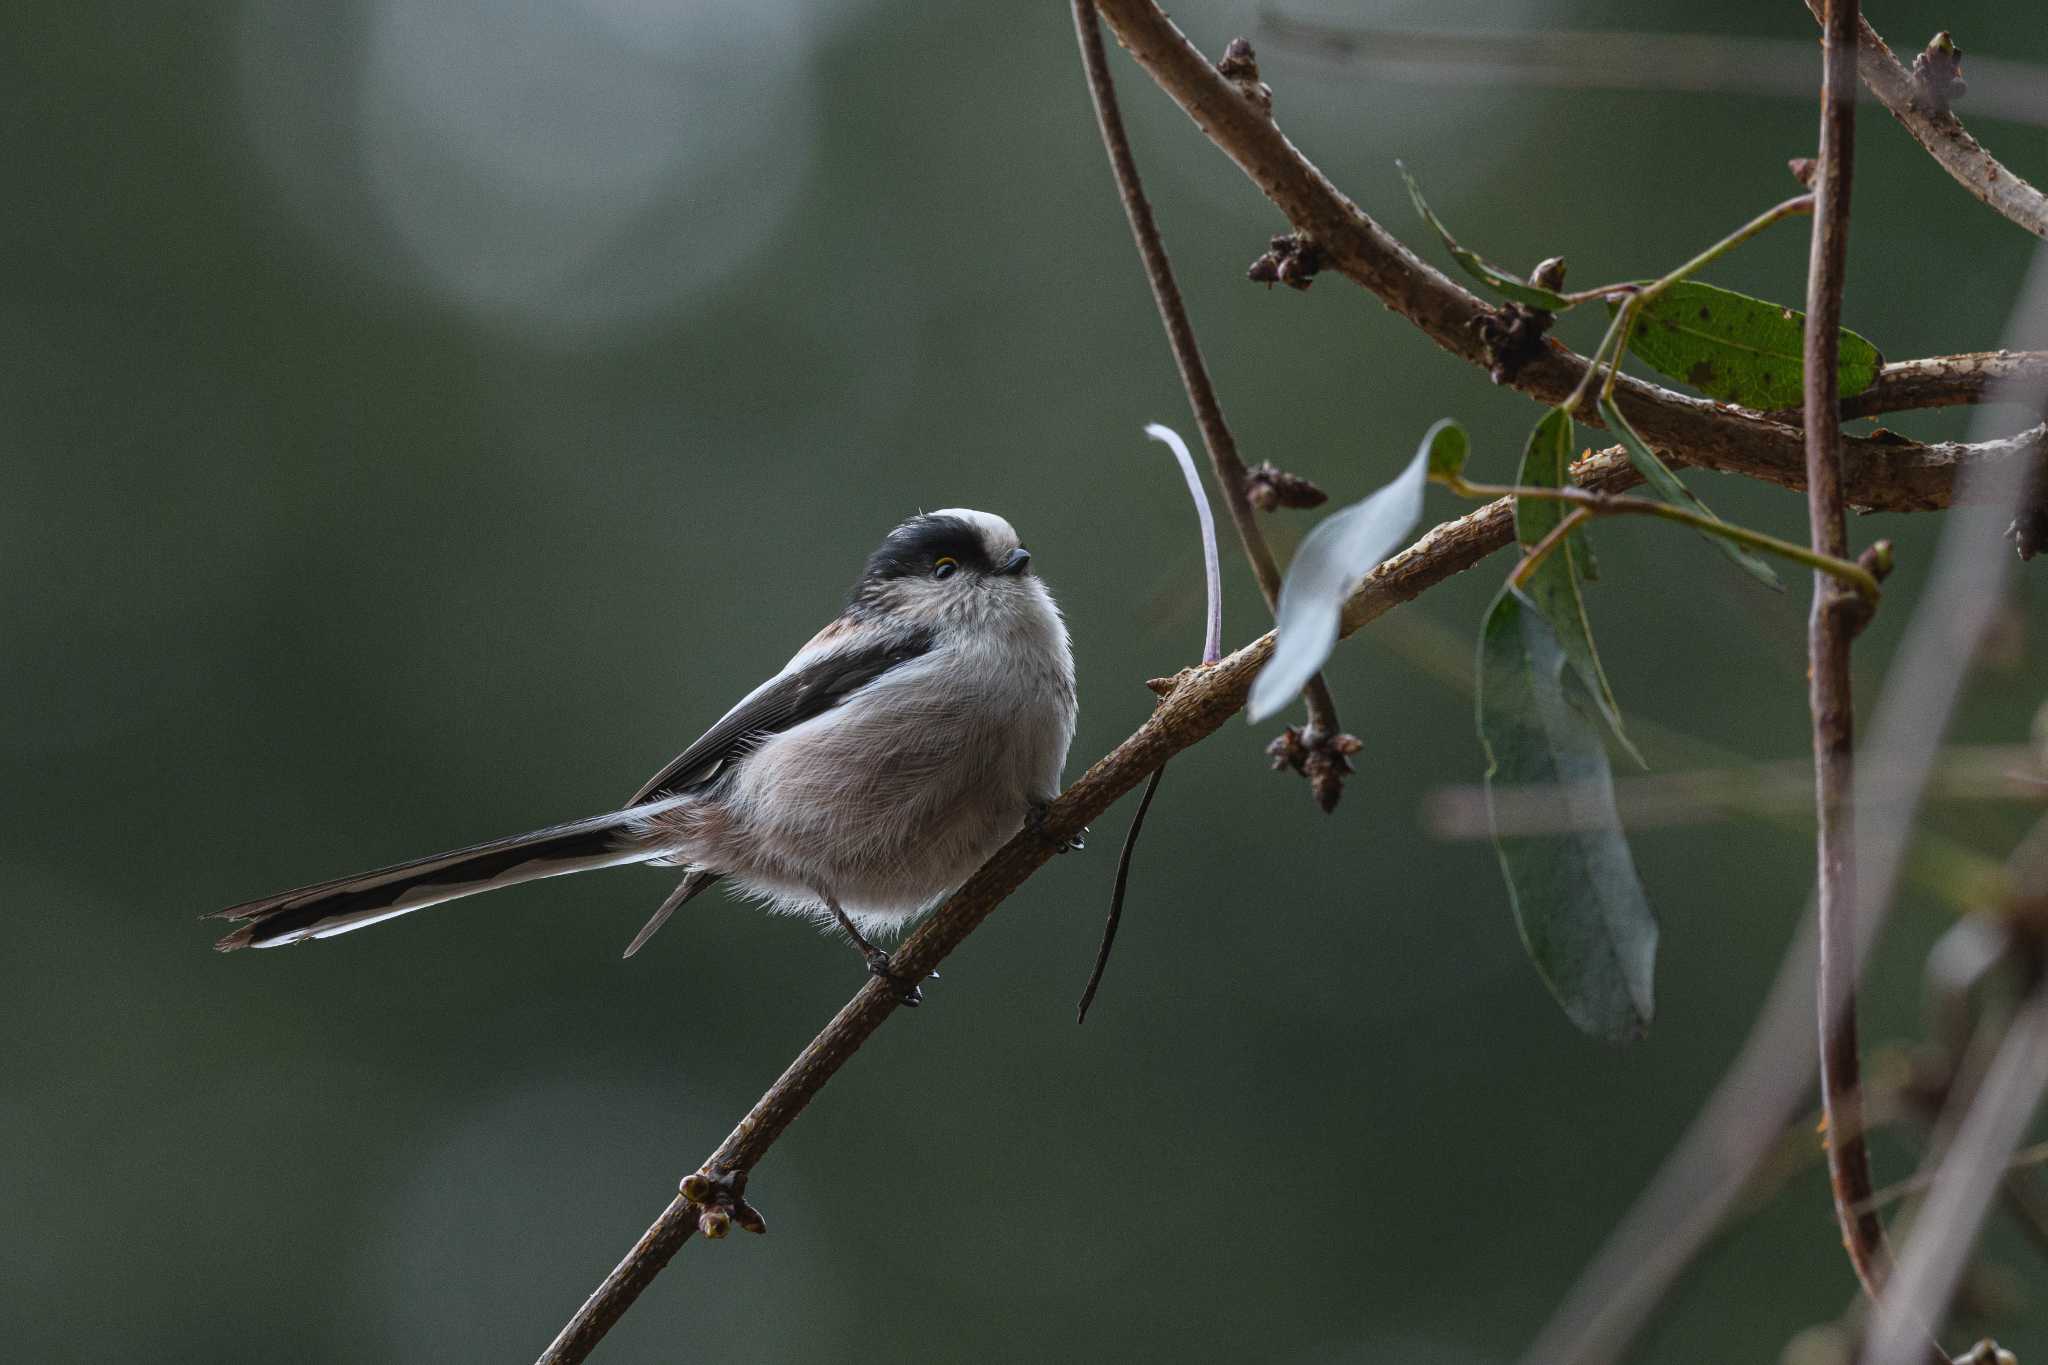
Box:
left=210, top=509, right=1078, bottom=1001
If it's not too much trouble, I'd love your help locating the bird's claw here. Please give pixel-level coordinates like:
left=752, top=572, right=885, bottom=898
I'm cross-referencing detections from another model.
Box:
left=865, top=948, right=925, bottom=1007
left=1027, top=802, right=1087, bottom=853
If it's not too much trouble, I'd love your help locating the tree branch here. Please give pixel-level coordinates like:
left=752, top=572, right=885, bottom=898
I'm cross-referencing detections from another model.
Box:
left=1804, top=0, right=1896, bottom=1313
left=1072, top=0, right=1353, bottom=806
left=1802, top=3, right=2048, bottom=240
left=1255, top=15, right=2048, bottom=131
left=533, top=14, right=2048, bottom=1358
left=1087, top=0, right=2046, bottom=513
left=1843, top=351, right=2048, bottom=420
left=536, top=409, right=2010, bottom=1362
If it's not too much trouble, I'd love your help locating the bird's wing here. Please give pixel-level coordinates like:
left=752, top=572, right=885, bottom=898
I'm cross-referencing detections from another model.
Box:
left=627, top=626, right=937, bottom=806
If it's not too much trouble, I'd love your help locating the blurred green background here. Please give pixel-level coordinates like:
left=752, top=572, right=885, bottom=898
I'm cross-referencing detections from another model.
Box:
left=6, top=1, right=2046, bottom=1360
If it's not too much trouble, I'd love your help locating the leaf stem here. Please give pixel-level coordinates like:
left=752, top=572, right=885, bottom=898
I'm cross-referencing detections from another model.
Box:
left=1508, top=506, right=1595, bottom=590
left=1563, top=306, right=1633, bottom=415
left=1560, top=194, right=1815, bottom=309
left=1440, top=475, right=1880, bottom=599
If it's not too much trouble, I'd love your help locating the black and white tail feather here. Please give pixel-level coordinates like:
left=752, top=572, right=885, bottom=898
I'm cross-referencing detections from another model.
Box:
left=211, top=796, right=693, bottom=950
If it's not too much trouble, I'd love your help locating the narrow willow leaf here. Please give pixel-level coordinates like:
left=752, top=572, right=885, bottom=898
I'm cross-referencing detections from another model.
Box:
left=1513, top=408, right=1639, bottom=766
left=1477, top=587, right=1657, bottom=1041
left=1397, top=162, right=1572, bottom=311
left=1597, top=395, right=1783, bottom=591
left=1248, top=428, right=1438, bottom=722
left=1615, top=280, right=1882, bottom=408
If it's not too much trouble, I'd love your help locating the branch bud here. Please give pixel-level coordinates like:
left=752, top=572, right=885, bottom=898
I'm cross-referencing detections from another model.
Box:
left=1911, top=32, right=1967, bottom=114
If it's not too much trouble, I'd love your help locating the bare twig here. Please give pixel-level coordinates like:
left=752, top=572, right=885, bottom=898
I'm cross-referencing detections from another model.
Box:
left=1074, top=0, right=1353, bottom=804
left=1865, top=985, right=2048, bottom=1365
left=1076, top=762, right=1166, bottom=1022
left=1257, top=14, right=2048, bottom=131
left=1857, top=1137, right=2048, bottom=1215
left=1088, top=0, right=2046, bottom=514
left=1427, top=745, right=2048, bottom=838
left=1801, top=4, right=2048, bottom=240
left=1805, top=0, right=1893, bottom=1308
left=1444, top=472, right=1881, bottom=597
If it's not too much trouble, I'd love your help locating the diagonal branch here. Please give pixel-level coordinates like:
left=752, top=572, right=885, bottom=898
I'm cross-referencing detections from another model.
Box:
left=1072, top=0, right=1354, bottom=808
left=1804, top=0, right=1895, bottom=1310
left=536, top=415, right=2010, bottom=1363
left=1088, top=0, right=2046, bottom=513
left=1802, top=3, right=2048, bottom=240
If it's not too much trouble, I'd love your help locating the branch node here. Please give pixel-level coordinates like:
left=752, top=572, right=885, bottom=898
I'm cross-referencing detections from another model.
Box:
left=1216, top=37, right=1273, bottom=115
left=1528, top=256, right=1568, bottom=293
left=1247, top=232, right=1324, bottom=290
left=1266, top=724, right=1364, bottom=813
left=1789, top=156, right=1819, bottom=189
left=1469, top=302, right=1554, bottom=386
left=1911, top=32, right=1968, bottom=115
left=1245, top=461, right=1329, bottom=511
left=1952, top=1340, right=2017, bottom=1365
left=680, top=1166, right=766, bottom=1239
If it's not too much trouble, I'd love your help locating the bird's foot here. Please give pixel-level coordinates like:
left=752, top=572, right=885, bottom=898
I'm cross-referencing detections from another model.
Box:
left=1027, top=801, right=1087, bottom=853
left=863, top=946, right=925, bottom=1007
left=680, top=1167, right=766, bottom=1239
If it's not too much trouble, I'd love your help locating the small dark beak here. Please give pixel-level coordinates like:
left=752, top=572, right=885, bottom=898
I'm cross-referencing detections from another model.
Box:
left=997, top=547, right=1032, bottom=576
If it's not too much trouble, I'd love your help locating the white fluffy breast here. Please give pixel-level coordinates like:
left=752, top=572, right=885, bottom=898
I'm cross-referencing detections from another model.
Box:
left=672, top=570, right=1076, bottom=934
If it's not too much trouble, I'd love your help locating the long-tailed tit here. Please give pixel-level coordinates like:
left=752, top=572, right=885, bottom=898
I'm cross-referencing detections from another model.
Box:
left=212, top=509, right=1078, bottom=1001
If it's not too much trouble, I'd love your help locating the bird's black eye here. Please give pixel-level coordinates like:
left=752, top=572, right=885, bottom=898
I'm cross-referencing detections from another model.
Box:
left=932, top=556, right=960, bottom=580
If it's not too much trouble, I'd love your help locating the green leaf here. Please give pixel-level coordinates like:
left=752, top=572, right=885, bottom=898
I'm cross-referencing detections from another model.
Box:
left=1477, top=587, right=1657, bottom=1041
left=1422, top=417, right=1469, bottom=482
left=1397, top=162, right=1572, bottom=311
left=1597, top=395, right=1783, bottom=592
left=1513, top=408, right=1640, bottom=765
left=1615, top=280, right=1882, bottom=408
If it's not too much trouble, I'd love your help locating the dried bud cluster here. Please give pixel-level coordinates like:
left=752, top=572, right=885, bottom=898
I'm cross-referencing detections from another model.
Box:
left=1245, top=462, right=1329, bottom=512
left=1247, top=233, right=1325, bottom=291
left=1470, top=302, right=1554, bottom=386
left=681, top=1166, right=767, bottom=1239
left=1267, top=724, right=1364, bottom=813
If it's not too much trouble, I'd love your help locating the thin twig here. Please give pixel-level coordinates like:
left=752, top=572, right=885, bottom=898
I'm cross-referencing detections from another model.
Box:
left=1077, top=762, right=1166, bottom=1022
left=1865, top=984, right=2048, bottom=1365
left=1256, top=15, right=2048, bottom=131
left=1801, top=3, right=2048, bottom=240
left=1856, top=1138, right=2048, bottom=1216
left=1444, top=475, right=1882, bottom=597
left=1427, top=744, right=2047, bottom=839
left=1073, top=0, right=1348, bottom=768
left=1089, top=0, right=2047, bottom=514
left=1806, top=0, right=1892, bottom=1309
left=1507, top=506, right=1595, bottom=589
